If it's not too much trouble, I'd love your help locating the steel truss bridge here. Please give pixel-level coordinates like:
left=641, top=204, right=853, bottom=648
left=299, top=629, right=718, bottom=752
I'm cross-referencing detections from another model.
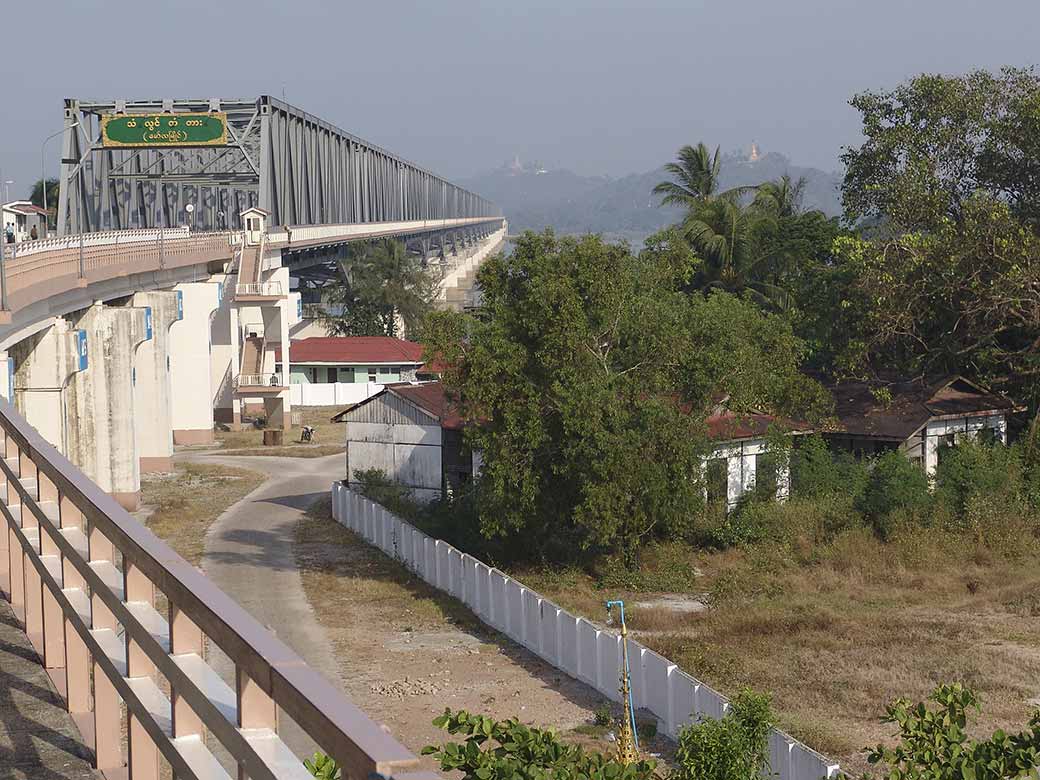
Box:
left=57, top=96, right=499, bottom=236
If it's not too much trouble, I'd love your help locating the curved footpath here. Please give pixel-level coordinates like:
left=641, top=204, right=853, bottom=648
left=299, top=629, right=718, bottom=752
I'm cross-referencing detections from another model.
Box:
left=179, top=451, right=346, bottom=759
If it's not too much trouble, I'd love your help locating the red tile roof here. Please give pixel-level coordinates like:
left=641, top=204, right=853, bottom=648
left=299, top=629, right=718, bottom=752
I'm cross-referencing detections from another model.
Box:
left=275, top=336, right=424, bottom=364
left=706, top=411, right=799, bottom=441
left=2, top=201, right=48, bottom=217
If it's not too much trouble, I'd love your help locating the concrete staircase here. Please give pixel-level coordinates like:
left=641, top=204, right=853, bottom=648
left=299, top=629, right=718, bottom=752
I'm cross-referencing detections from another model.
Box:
left=240, top=335, right=264, bottom=376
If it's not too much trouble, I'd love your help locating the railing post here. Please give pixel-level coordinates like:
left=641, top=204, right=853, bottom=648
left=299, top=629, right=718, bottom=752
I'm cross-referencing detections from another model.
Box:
left=37, top=472, right=66, bottom=671
left=237, top=667, right=277, bottom=780
left=6, top=434, right=26, bottom=624
left=60, top=494, right=91, bottom=724
left=169, top=604, right=204, bottom=741
left=89, top=524, right=122, bottom=773
left=126, top=561, right=161, bottom=780
left=78, top=233, right=85, bottom=280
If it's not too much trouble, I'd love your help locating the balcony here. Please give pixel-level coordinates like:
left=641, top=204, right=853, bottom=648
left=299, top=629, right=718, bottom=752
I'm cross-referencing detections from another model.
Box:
left=233, top=281, right=285, bottom=303
left=234, top=372, right=287, bottom=394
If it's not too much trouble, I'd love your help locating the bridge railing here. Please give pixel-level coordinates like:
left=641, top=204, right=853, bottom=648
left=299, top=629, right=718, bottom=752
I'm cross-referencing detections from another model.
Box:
left=0, top=396, right=433, bottom=780
left=236, top=372, right=286, bottom=389
left=269, top=217, right=502, bottom=247
left=0, top=231, right=236, bottom=317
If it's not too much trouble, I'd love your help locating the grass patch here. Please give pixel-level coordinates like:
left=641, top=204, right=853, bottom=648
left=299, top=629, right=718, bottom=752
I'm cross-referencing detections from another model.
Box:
left=294, top=495, right=482, bottom=633
left=140, top=462, right=265, bottom=565
left=510, top=508, right=1040, bottom=776
left=214, top=406, right=342, bottom=452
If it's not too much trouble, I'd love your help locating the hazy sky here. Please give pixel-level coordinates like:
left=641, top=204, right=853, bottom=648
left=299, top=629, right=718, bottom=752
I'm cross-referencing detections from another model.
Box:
left=2, top=0, right=1038, bottom=198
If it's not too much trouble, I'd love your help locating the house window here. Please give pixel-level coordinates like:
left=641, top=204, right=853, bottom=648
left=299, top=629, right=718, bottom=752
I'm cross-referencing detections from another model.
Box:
left=755, top=452, right=778, bottom=500
left=706, top=459, right=727, bottom=505
left=368, top=367, right=377, bottom=382
left=977, top=426, right=998, bottom=446
left=328, top=367, right=338, bottom=383
left=309, top=367, right=318, bottom=383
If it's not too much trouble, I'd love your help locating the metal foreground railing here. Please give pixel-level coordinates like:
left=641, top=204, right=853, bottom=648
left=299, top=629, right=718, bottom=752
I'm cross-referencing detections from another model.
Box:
left=0, top=397, right=435, bottom=780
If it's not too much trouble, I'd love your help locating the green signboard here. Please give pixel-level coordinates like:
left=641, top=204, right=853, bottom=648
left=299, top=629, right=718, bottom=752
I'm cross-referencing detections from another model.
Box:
left=101, top=112, right=227, bottom=148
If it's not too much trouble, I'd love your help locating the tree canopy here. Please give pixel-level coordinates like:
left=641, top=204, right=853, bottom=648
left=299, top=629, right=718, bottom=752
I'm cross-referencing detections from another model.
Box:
left=422, top=231, right=827, bottom=562
left=317, top=238, right=436, bottom=338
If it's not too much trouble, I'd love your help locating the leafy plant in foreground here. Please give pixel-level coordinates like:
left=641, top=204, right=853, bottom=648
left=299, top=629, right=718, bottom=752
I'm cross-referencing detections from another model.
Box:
left=304, top=752, right=341, bottom=779
left=422, top=708, right=657, bottom=780
left=866, top=683, right=1040, bottom=780
left=672, top=688, right=775, bottom=780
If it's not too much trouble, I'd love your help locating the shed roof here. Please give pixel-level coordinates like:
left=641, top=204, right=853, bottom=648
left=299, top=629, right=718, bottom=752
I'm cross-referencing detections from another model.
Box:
left=706, top=410, right=811, bottom=441
left=2, top=201, right=48, bottom=217
left=274, top=336, right=424, bottom=365
left=827, top=375, right=1019, bottom=440
left=331, top=380, right=464, bottom=430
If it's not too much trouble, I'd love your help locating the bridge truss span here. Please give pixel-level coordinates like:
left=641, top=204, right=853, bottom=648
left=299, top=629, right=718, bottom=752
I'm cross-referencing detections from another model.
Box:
left=57, top=96, right=500, bottom=236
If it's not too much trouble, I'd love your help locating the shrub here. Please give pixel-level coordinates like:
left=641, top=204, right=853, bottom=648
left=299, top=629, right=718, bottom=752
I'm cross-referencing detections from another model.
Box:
left=856, top=451, right=931, bottom=538
left=594, top=703, right=612, bottom=727
left=790, top=435, right=869, bottom=501
left=422, top=709, right=657, bottom=780
left=673, top=689, right=775, bottom=780
left=1016, top=416, right=1040, bottom=509
left=352, top=468, right=423, bottom=522
left=866, top=683, right=1040, bottom=780
left=934, top=438, right=1023, bottom=520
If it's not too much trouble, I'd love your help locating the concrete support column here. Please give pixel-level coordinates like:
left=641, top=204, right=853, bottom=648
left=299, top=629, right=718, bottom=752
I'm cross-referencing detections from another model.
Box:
left=65, top=303, right=149, bottom=510
left=170, top=281, right=222, bottom=444
left=9, top=321, right=84, bottom=453
left=210, top=274, right=242, bottom=428
left=129, top=291, right=180, bottom=471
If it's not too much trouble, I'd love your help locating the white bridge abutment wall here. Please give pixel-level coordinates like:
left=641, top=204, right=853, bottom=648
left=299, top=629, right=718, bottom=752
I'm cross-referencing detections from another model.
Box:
left=65, top=303, right=148, bottom=510
left=330, top=482, right=841, bottom=780
left=128, top=291, right=180, bottom=472
left=170, top=280, right=222, bottom=444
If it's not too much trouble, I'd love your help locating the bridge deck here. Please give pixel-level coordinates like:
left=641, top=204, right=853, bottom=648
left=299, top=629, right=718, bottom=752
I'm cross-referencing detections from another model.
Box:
left=0, top=599, right=98, bottom=779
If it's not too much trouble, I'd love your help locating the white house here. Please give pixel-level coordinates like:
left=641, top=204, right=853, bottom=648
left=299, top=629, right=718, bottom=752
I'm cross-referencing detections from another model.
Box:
left=824, top=375, right=1022, bottom=476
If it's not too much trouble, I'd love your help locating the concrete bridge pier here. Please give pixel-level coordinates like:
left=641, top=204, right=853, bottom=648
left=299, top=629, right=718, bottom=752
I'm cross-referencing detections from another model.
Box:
left=129, top=291, right=181, bottom=471
left=64, top=303, right=149, bottom=510
left=9, top=321, right=85, bottom=453
left=170, top=280, right=222, bottom=443
left=210, top=274, right=242, bottom=428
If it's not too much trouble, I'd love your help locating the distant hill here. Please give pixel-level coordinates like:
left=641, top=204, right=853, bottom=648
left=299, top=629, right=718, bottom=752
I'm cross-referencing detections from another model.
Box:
left=461, top=151, right=843, bottom=247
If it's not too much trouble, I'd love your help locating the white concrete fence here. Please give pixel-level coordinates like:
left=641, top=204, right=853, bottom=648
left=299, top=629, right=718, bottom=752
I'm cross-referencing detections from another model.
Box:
left=330, top=483, right=841, bottom=780
left=289, top=382, right=383, bottom=407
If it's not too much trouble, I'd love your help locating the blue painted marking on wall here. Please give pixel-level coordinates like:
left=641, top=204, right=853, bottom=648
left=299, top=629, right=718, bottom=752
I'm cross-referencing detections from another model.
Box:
left=76, top=331, right=88, bottom=371
left=175, top=290, right=184, bottom=320
left=297, top=297, right=303, bottom=319
left=7, top=358, right=14, bottom=401
left=144, top=307, right=153, bottom=340
left=217, top=281, right=224, bottom=303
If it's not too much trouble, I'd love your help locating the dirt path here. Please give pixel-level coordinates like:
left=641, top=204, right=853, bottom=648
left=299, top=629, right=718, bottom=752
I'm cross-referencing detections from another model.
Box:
left=294, top=498, right=612, bottom=771
left=183, top=451, right=619, bottom=771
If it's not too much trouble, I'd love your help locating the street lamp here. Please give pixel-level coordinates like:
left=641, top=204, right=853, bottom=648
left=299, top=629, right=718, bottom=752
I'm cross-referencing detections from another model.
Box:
left=42, top=122, right=78, bottom=235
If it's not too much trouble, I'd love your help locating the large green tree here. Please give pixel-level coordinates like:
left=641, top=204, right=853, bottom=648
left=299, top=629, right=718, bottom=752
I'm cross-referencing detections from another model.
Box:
left=317, top=238, right=436, bottom=338
left=422, top=231, right=826, bottom=562
left=841, top=67, right=1040, bottom=232
left=833, top=69, right=1040, bottom=404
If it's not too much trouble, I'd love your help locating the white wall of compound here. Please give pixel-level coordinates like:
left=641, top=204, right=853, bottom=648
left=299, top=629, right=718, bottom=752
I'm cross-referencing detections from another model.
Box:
left=330, top=483, right=841, bottom=780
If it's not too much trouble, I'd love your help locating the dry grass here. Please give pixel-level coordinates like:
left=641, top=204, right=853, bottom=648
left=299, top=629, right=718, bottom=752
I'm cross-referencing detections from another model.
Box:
left=294, top=495, right=481, bottom=632
left=140, top=462, right=266, bottom=565
left=214, top=406, right=343, bottom=455
left=220, top=444, right=345, bottom=458
left=512, top=518, right=1040, bottom=776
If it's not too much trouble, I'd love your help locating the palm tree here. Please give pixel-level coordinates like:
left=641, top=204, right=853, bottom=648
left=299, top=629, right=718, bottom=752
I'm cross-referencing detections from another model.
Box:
left=752, top=174, right=807, bottom=218
left=653, top=143, right=755, bottom=213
